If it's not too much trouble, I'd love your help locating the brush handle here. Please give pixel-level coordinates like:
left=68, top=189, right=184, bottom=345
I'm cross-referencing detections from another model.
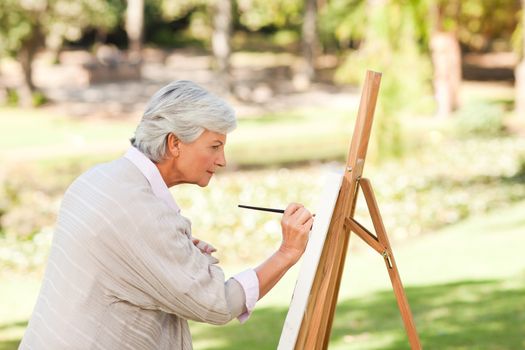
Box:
left=237, top=204, right=285, bottom=214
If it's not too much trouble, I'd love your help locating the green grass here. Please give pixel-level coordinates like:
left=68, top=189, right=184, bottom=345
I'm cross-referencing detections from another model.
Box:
left=0, top=106, right=358, bottom=167
left=0, top=107, right=134, bottom=153
left=1, top=104, right=516, bottom=170
left=0, top=276, right=40, bottom=350
left=2, top=200, right=524, bottom=349
left=227, top=109, right=355, bottom=166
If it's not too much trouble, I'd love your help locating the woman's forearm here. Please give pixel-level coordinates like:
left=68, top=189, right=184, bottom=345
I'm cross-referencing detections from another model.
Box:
left=254, top=249, right=296, bottom=299
left=255, top=203, right=313, bottom=300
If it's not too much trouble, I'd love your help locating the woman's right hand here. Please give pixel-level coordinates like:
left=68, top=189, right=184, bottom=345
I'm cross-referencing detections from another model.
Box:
left=278, top=203, right=314, bottom=265
left=253, top=203, right=315, bottom=299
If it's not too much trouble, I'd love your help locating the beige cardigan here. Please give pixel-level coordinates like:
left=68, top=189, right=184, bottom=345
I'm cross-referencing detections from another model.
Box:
left=20, top=157, right=246, bottom=349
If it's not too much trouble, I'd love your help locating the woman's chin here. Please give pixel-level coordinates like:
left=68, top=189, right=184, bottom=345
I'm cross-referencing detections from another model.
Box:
left=196, top=178, right=212, bottom=187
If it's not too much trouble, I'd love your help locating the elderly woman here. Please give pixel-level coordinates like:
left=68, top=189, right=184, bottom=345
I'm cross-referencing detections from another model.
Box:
left=20, top=81, right=313, bottom=349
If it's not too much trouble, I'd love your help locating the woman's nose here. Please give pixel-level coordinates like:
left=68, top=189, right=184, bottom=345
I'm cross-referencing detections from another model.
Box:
left=216, top=150, right=226, bottom=167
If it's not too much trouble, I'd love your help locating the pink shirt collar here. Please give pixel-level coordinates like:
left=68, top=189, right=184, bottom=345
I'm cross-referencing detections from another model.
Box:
left=124, top=146, right=181, bottom=214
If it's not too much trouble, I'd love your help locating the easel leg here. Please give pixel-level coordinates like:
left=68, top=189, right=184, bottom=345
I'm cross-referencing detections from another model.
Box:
left=360, top=179, right=422, bottom=350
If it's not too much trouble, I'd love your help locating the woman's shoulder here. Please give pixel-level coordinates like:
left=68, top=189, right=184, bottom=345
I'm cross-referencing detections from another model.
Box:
left=67, top=157, right=146, bottom=192
left=61, top=157, right=158, bottom=215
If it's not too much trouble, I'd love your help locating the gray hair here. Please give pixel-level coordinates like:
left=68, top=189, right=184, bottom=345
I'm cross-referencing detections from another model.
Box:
left=131, top=80, right=237, bottom=162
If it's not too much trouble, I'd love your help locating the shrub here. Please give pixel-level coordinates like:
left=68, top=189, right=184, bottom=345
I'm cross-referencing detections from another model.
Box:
left=5, top=88, right=19, bottom=106
left=32, top=91, right=48, bottom=107
left=454, top=101, right=506, bottom=137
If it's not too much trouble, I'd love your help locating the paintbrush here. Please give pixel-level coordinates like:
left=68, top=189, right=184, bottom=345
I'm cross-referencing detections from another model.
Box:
left=238, top=204, right=315, bottom=217
left=238, top=204, right=285, bottom=214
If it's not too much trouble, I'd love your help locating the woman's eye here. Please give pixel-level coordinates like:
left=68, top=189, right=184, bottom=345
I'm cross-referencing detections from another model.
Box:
left=212, top=145, right=220, bottom=150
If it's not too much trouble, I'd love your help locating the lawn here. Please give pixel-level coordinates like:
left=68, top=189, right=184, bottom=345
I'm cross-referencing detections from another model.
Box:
left=1, top=200, right=524, bottom=349
left=0, top=107, right=134, bottom=161
left=0, top=106, right=357, bottom=167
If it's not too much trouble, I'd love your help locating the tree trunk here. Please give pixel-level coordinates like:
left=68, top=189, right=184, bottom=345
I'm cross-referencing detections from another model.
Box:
left=430, top=31, right=462, bottom=118
left=515, top=0, right=525, bottom=119
left=17, top=38, right=39, bottom=107
left=212, top=0, right=232, bottom=94
left=298, top=0, right=318, bottom=88
left=430, top=3, right=462, bottom=118
left=126, top=0, right=144, bottom=63
left=516, top=63, right=525, bottom=118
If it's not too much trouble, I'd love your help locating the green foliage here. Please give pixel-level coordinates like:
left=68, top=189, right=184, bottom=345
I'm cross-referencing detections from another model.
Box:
left=319, top=0, right=431, bottom=51
left=419, top=0, right=520, bottom=52
left=31, top=91, right=47, bottom=107
left=156, top=0, right=208, bottom=21
left=318, top=0, right=366, bottom=49
left=236, top=0, right=303, bottom=31
left=511, top=16, right=523, bottom=58
left=456, top=0, right=520, bottom=51
left=331, top=1, right=434, bottom=160
left=143, top=0, right=212, bottom=48
left=3, top=89, right=48, bottom=107
left=0, top=0, right=123, bottom=56
left=0, top=162, right=77, bottom=241
left=516, top=156, right=525, bottom=181
left=149, top=28, right=207, bottom=48
left=5, top=90, right=19, bottom=107
left=144, top=0, right=305, bottom=49
left=454, top=101, right=506, bottom=137
left=270, top=30, right=299, bottom=47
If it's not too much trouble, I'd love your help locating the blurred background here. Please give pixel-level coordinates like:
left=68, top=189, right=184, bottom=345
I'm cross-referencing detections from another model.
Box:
left=1, top=0, right=525, bottom=349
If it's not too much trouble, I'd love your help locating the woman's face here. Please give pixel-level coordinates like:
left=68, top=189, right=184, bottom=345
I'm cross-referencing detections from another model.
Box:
left=173, top=130, right=227, bottom=187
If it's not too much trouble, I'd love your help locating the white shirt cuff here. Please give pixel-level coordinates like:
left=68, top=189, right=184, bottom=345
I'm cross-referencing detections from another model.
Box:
left=233, top=268, right=259, bottom=323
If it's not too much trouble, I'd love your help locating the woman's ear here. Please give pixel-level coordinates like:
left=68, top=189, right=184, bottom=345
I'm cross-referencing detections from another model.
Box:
left=167, top=133, right=180, bottom=157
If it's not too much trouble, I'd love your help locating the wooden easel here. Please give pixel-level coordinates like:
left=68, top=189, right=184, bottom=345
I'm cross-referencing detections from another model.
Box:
left=291, top=71, right=421, bottom=349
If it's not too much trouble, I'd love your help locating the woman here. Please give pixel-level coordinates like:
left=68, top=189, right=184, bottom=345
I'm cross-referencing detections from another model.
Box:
left=20, top=80, right=314, bottom=349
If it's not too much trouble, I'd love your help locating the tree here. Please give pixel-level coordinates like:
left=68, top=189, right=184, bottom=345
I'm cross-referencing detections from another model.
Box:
left=428, top=0, right=519, bottom=117
left=0, top=0, right=122, bottom=107
left=296, top=0, right=318, bottom=89
left=236, top=0, right=303, bottom=32
left=430, top=1, right=462, bottom=118
left=320, top=0, right=433, bottom=159
left=516, top=0, right=525, bottom=119
left=212, top=0, right=232, bottom=93
left=126, top=0, right=144, bottom=62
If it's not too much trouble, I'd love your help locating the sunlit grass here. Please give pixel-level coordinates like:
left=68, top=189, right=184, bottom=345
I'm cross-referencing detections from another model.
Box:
left=0, top=106, right=357, bottom=167
left=0, top=275, right=39, bottom=350
left=0, top=107, right=134, bottom=152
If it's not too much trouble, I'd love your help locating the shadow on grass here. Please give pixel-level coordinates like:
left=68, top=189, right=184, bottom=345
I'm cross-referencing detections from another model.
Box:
left=331, top=279, right=525, bottom=349
left=0, top=320, right=26, bottom=350
left=3, top=278, right=523, bottom=350
left=0, top=321, right=26, bottom=332
left=191, top=277, right=525, bottom=349
left=0, top=340, right=20, bottom=350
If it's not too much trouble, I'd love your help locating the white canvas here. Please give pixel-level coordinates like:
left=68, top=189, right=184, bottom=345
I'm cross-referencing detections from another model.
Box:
left=277, top=171, right=343, bottom=349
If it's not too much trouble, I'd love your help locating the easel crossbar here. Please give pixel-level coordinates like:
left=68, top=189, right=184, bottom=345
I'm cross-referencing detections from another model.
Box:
left=344, top=217, right=383, bottom=255
left=351, top=178, right=422, bottom=349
